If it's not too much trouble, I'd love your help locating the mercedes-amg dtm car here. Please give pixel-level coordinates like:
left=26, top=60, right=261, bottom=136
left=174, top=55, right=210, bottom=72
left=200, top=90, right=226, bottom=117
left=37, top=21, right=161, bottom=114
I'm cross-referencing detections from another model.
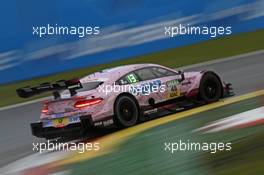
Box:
left=17, top=64, right=233, bottom=139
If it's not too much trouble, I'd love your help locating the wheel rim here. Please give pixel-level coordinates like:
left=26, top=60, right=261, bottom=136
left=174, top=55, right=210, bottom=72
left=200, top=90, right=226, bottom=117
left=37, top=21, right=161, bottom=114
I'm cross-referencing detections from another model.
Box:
left=119, top=100, right=135, bottom=121
left=204, top=79, right=218, bottom=99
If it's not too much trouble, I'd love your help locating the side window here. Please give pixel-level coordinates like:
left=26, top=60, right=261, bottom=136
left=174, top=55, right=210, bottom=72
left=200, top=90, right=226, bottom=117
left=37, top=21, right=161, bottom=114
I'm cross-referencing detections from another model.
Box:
left=126, top=73, right=139, bottom=83
left=151, top=67, right=177, bottom=78
left=135, top=68, right=156, bottom=81
left=118, top=72, right=139, bottom=85
left=117, top=67, right=174, bottom=85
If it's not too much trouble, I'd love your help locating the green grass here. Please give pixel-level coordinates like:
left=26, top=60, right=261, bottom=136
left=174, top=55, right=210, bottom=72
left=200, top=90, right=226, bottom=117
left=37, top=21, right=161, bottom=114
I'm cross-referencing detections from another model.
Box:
left=65, top=95, right=264, bottom=175
left=0, top=29, right=264, bottom=107
left=208, top=133, right=264, bottom=175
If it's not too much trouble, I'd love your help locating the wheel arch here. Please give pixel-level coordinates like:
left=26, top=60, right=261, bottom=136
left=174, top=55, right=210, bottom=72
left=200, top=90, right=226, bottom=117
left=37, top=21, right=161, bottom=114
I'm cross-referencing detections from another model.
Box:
left=200, top=71, right=224, bottom=97
left=114, top=92, right=140, bottom=114
left=113, top=92, right=141, bottom=127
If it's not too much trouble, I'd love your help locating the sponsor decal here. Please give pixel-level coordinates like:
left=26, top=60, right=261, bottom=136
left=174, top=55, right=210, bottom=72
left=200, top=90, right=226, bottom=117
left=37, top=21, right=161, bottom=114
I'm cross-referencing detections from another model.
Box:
left=94, top=119, right=114, bottom=127
left=166, top=79, right=181, bottom=99
left=103, top=119, right=114, bottom=126
left=126, top=73, right=139, bottom=84
left=42, top=116, right=80, bottom=128
left=130, top=79, right=165, bottom=96
left=94, top=121, right=103, bottom=127
left=144, top=108, right=158, bottom=115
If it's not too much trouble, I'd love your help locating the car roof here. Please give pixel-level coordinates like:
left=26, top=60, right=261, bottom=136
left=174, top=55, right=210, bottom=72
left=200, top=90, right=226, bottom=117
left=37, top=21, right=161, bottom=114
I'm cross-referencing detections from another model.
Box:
left=80, top=63, right=170, bottom=84
left=101, top=63, right=159, bottom=73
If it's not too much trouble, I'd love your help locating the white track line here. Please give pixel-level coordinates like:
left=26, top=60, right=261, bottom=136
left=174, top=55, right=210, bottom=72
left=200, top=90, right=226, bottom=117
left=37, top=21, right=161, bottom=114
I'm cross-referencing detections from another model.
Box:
left=194, top=106, right=264, bottom=133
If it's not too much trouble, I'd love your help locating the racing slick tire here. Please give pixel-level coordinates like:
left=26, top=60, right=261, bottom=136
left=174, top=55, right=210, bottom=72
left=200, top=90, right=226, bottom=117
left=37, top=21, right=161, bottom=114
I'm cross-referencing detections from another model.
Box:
left=114, top=95, right=139, bottom=128
left=199, top=72, right=222, bottom=103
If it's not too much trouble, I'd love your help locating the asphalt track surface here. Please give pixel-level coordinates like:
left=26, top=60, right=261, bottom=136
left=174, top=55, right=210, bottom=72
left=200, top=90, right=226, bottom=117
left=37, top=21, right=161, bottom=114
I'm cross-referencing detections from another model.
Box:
left=0, top=51, right=264, bottom=167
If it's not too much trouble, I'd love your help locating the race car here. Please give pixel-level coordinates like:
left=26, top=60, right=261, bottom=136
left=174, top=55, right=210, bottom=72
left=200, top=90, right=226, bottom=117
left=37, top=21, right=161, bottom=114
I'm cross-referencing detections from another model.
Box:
left=16, top=64, right=233, bottom=139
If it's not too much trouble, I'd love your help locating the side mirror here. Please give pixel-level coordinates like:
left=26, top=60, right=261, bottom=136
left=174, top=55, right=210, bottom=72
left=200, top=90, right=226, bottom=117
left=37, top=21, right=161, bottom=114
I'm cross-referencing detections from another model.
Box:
left=178, top=71, right=185, bottom=82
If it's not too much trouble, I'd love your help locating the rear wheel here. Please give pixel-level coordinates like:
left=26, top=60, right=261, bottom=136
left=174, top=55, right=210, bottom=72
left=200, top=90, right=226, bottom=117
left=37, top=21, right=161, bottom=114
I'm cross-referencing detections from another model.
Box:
left=114, top=95, right=139, bottom=128
left=199, top=73, right=222, bottom=103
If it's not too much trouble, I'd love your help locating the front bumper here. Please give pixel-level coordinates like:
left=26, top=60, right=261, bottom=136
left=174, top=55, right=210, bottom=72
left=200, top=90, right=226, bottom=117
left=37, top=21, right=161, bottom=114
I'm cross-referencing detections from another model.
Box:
left=30, top=115, right=93, bottom=139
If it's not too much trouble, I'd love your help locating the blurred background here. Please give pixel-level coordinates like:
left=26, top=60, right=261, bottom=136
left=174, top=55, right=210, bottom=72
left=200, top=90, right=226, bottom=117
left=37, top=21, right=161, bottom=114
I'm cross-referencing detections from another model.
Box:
left=0, top=0, right=264, bottom=175
left=1, top=0, right=264, bottom=84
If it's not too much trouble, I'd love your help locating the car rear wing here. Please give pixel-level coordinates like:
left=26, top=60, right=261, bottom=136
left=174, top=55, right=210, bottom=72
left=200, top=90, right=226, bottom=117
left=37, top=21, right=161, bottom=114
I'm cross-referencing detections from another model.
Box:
left=16, top=79, right=82, bottom=98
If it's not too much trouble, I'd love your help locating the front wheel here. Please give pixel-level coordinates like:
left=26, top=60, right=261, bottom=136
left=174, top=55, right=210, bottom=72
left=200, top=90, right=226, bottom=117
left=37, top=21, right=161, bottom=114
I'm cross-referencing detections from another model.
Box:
left=199, top=73, right=222, bottom=103
left=114, top=95, right=139, bottom=128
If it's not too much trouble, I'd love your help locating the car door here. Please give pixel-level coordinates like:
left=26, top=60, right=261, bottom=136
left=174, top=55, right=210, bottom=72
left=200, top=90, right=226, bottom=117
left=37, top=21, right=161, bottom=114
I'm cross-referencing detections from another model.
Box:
left=116, top=67, right=164, bottom=106
left=133, top=66, right=188, bottom=105
left=117, top=66, right=185, bottom=106
left=150, top=67, right=186, bottom=101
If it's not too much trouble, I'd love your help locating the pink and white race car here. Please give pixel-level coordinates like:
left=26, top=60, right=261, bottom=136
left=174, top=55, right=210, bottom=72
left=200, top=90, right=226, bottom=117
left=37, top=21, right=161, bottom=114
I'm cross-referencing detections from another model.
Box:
left=17, top=64, right=233, bottom=139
